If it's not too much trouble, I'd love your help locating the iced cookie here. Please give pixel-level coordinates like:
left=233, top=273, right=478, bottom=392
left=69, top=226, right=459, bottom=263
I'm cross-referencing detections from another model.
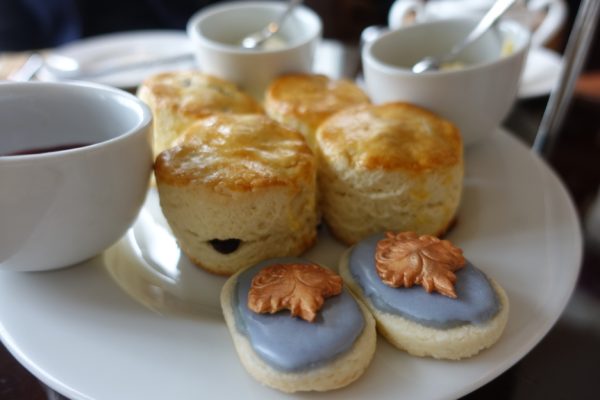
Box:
left=339, top=232, right=509, bottom=360
left=221, top=259, right=376, bottom=392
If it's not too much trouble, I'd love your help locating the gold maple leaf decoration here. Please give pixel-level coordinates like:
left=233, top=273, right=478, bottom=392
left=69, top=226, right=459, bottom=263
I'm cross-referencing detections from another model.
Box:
left=248, top=263, right=343, bottom=322
left=375, top=232, right=466, bottom=298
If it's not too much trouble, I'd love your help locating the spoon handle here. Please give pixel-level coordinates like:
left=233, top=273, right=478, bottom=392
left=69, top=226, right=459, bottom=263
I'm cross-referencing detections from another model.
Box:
left=241, top=0, right=303, bottom=48
left=7, top=54, right=44, bottom=82
left=445, top=0, right=517, bottom=62
left=273, top=0, right=303, bottom=29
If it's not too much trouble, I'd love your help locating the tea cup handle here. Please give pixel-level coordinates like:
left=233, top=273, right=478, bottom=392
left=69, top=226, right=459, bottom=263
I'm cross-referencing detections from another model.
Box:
left=528, top=0, right=567, bottom=47
left=388, top=0, right=426, bottom=30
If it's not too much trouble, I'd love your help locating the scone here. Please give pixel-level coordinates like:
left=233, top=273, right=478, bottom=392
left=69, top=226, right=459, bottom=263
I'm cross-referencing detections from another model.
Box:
left=137, top=70, right=263, bottom=156
left=265, top=73, right=371, bottom=149
left=154, top=114, right=318, bottom=275
left=339, top=231, right=509, bottom=360
left=315, top=102, right=463, bottom=245
left=221, top=258, right=376, bottom=392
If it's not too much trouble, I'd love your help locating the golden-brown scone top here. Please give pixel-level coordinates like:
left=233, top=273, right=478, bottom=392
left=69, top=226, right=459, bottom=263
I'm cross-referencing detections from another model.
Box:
left=265, top=74, right=371, bottom=137
left=138, top=71, right=263, bottom=119
left=316, top=102, right=462, bottom=172
left=137, top=71, right=264, bottom=157
left=155, top=114, right=315, bottom=192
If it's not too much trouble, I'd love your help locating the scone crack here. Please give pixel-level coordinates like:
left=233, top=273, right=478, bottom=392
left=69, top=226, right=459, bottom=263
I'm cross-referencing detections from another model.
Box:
left=248, top=263, right=343, bottom=322
left=375, top=231, right=466, bottom=298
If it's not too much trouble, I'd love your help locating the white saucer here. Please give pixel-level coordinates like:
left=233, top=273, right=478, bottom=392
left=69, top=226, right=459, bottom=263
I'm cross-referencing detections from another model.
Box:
left=36, top=30, right=196, bottom=89
left=0, top=129, right=581, bottom=400
left=519, top=46, right=563, bottom=99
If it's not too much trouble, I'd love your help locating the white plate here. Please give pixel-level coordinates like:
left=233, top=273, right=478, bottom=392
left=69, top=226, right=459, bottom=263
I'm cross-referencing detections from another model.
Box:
left=36, top=30, right=196, bottom=89
left=0, top=129, right=581, bottom=400
left=519, top=46, right=563, bottom=99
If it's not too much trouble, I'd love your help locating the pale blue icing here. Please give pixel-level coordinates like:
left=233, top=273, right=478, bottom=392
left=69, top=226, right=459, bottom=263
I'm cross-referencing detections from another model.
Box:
left=349, top=234, right=500, bottom=329
left=234, top=257, right=365, bottom=372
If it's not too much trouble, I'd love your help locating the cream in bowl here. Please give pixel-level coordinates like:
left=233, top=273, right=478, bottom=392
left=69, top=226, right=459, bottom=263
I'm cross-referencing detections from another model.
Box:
left=0, top=82, right=153, bottom=272
left=362, top=18, right=530, bottom=145
left=187, top=1, right=322, bottom=99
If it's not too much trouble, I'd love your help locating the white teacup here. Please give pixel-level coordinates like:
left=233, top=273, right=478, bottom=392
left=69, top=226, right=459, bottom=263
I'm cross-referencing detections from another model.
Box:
left=0, top=82, right=153, bottom=272
left=362, top=18, right=530, bottom=146
left=187, top=1, right=322, bottom=99
left=388, top=0, right=566, bottom=47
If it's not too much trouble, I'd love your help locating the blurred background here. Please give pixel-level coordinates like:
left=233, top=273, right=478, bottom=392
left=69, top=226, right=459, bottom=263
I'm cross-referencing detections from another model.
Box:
left=0, top=1, right=598, bottom=399
left=0, top=0, right=596, bottom=56
left=0, top=0, right=395, bottom=51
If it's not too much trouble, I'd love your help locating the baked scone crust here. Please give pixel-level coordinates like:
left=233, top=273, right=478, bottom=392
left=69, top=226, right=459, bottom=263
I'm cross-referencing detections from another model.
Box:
left=154, top=114, right=319, bottom=275
left=137, top=71, right=263, bottom=156
left=155, top=114, right=315, bottom=192
left=315, top=102, right=464, bottom=244
left=265, top=73, right=370, bottom=148
left=316, top=102, right=462, bottom=172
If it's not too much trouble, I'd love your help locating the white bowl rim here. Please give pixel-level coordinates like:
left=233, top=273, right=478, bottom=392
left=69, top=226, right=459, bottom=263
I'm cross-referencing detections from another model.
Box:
left=0, top=81, right=152, bottom=162
left=363, top=17, right=531, bottom=77
left=186, top=0, right=322, bottom=54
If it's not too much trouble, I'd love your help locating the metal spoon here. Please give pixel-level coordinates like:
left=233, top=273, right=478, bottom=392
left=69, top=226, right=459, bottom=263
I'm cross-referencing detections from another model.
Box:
left=411, top=0, right=517, bottom=73
left=7, top=53, right=80, bottom=82
left=240, top=0, right=303, bottom=49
